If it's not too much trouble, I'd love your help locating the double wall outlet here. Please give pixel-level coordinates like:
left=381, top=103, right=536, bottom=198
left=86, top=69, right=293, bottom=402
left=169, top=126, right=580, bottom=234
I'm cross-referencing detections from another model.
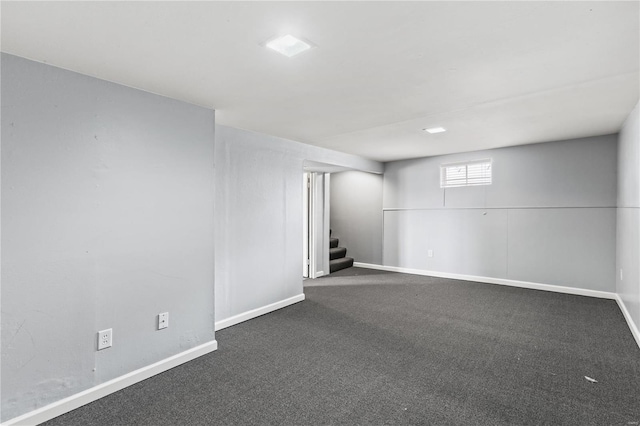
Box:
left=97, top=328, right=112, bottom=350
left=427, top=250, right=434, bottom=258
left=158, top=312, right=169, bottom=330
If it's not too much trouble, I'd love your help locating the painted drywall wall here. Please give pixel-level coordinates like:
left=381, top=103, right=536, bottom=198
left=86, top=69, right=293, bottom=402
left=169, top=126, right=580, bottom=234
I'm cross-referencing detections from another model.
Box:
left=617, top=101, right=640, bottom=333
left=330, top=171, right=383, bottom=264
left=1, top=54, right=216, bottom=421
left=214, top=125, right=382, bottom=323
left=383, top=135, right=618, bottom=292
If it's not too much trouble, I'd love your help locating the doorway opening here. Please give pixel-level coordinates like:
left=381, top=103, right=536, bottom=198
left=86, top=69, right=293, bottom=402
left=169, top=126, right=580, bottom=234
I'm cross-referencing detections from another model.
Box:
left=302, top=161, right=355, bottom=280
left=303, top=171, right=330, bottom=279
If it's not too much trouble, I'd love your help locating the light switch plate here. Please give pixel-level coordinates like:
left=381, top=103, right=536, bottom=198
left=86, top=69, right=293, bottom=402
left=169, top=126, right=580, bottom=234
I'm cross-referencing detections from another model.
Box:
left=158, top=312, right=169, bottom=330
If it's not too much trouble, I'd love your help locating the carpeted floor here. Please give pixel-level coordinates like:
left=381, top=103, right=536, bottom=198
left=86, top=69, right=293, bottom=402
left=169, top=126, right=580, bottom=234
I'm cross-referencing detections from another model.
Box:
left=45, top=268, right=640, bottom=425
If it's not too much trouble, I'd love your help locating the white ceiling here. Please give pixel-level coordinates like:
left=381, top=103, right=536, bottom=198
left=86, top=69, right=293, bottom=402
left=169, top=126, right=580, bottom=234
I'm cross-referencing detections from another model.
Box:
left=2, top=1, right=638, bottom=162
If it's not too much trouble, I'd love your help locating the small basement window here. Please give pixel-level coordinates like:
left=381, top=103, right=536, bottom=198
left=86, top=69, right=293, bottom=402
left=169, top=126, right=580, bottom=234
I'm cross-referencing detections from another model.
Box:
left=440, top=159, right=492, bottom=188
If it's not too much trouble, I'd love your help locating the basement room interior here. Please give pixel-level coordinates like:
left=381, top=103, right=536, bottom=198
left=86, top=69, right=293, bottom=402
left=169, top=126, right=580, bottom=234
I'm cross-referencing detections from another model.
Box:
left=1, top=1, right=639, bottom=425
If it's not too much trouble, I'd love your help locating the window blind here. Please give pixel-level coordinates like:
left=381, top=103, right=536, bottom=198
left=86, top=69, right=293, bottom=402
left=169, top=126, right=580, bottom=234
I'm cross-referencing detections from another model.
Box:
left=440, top=159, right=492, bottom=188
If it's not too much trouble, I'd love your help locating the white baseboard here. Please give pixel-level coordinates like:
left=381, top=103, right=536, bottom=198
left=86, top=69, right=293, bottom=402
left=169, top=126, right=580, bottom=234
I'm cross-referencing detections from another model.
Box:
left=615, top=295, right=640, bottom=349
left=3, top=340, right=218, bottom=426
left=5, top=294, right=307, bottom=425
left=215, top=293, right=305, bottom=331
left=353, top=262, right=617, bottom=300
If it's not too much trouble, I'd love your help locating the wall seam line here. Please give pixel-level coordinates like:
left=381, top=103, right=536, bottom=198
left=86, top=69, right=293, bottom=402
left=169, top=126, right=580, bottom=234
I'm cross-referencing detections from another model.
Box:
left=382, top=206, right=617, bottom=211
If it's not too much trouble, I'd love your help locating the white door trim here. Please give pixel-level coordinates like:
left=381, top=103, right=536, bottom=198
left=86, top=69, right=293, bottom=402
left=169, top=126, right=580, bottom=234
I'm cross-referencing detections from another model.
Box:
left=309, top=172, right=318, bottom=279
left=302, top=172, right=310, bottom=278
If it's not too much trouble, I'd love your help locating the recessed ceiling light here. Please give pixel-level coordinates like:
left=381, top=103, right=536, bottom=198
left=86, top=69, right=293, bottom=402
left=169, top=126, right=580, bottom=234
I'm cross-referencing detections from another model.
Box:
left=424, top=127, right=447, bottom=134
left=265, top=34, right=313, bottom=58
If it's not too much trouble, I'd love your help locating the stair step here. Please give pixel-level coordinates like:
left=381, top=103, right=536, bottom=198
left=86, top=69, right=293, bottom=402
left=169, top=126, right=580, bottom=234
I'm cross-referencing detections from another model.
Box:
left=330, top=247, right=347, bottom=260
left=329, top=237, right=339, bottom=248
left=330, top=257, right=354, bottom=273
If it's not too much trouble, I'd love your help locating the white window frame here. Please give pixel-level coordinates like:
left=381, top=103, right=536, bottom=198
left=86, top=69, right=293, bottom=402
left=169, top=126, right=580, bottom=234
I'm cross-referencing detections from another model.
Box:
left=440, top=159, right=492, bottom=188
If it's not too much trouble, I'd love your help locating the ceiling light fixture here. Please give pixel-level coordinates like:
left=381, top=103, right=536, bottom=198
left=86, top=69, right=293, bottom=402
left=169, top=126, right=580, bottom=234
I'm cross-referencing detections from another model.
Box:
left=265, top=34, right=313, bottom=58
left=424, top=127, right=447, bottom=134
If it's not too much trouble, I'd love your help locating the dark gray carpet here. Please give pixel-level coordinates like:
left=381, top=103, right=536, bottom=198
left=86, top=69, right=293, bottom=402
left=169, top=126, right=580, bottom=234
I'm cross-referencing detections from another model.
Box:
left=45, top=268, right=640, bottom=425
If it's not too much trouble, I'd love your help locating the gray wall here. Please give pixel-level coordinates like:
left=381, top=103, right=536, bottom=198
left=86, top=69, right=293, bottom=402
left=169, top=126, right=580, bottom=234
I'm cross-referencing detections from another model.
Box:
left=214, top=125, right=381, bottom=322
left=383, top=135, right=618, bottom=291
left=1, top=54, right=216, bottom=421
left=617, top=101, right=640, bottom=332
left=330, top=171, right=383, bottom=264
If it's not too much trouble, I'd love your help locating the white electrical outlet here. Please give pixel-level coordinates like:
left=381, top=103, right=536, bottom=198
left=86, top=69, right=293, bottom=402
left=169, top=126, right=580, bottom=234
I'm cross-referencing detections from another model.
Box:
left=97, top=328, right=112, bottom=350
left=428, top=250, right=434, bottom=258
left=158, top=312, right=169, bottom=330
left=620, top=268, right=624, bottom=281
